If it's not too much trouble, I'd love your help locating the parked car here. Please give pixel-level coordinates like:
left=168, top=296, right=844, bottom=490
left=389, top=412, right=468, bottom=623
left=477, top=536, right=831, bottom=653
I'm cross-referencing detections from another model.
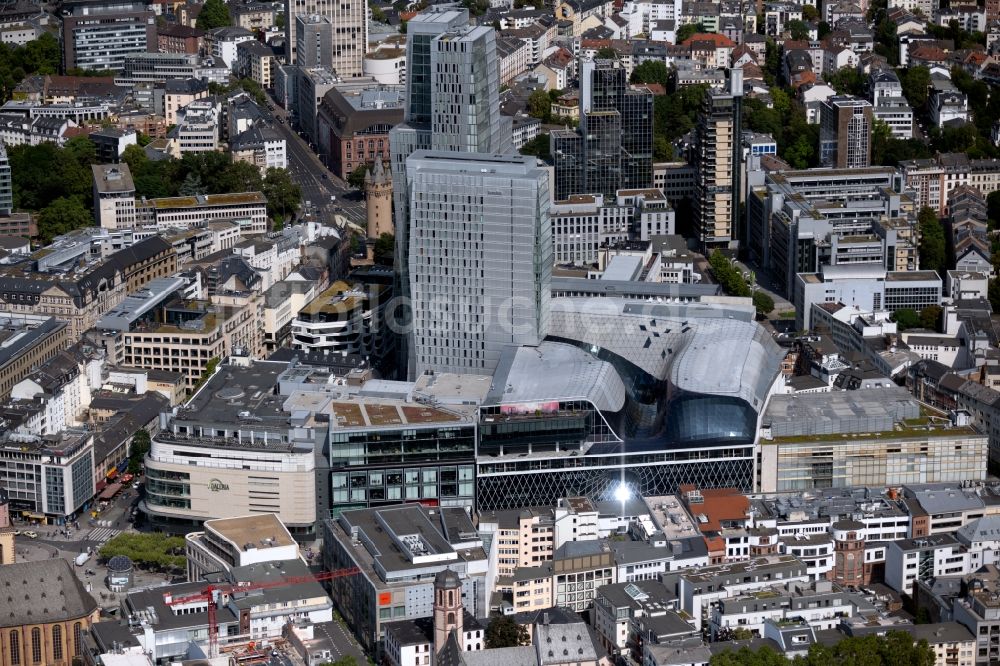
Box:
left=24, top=531, right=37, bottom=539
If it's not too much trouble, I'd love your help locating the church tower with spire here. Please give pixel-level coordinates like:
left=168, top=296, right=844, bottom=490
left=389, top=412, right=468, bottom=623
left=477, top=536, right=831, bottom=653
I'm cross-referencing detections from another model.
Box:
left=365, top=159, right=393, bottom=240
left=433, top=568, right=463, bottom=653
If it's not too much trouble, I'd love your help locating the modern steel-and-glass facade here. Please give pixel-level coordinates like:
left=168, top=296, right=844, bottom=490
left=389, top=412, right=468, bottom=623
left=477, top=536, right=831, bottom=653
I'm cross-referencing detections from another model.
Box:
left=552, top=58, right=653, bottom=200
left=474, top=302, right=783, bottom=509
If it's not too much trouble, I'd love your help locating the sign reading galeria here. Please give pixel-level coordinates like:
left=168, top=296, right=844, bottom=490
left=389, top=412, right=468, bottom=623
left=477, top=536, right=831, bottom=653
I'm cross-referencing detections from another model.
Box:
left=208, top=478, right=230, bottom=492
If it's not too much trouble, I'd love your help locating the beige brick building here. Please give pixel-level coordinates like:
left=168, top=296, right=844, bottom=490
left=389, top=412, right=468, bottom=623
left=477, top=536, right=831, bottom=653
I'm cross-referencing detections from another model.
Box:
left=121, top=295, right=263, bottom=390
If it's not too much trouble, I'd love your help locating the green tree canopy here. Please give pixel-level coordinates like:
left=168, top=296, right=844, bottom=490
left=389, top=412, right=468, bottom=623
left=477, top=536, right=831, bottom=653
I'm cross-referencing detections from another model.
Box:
left=123, top=144, right=177, bottom=199
left=38, top=197, right=92, bottom=244
left=871, top=118, right=934, bottom=166
left=208, top=78, right=267, bottom=106
left=65, top=135, right=98, bottom=167
left=826, top=67, right=865, bottom=95
left=98, top=532, right=187, bottom=570
left=179, top=151, right=232, bottom=192
left=710, top=645, right=787, bottom=665
left=891, top=308, right=920, bottom=330
left=653, top=84, right=707, bottom=156
left=917, top=206, right=946, bottom=274
left=709, top=251, right=752, bottom=298
left=520, top=133, right=551, bottom=160
left=0, top=33, right=61, bottom=103
left=262, top=168, right=302, bottom=223
left=191, top=357, right=220, bottom=394
left=349, top=164, right=369, bottom=190
left=786, top=19, right=810, bottom=41
left=676, top=22, right=705, bottom=43
left=7, top=142, right=94, bottom=211
left=461, top=0, right=489, bottom=16
left=596, top=46, right=619, bottom=58
left=919, top=305, right=943, bottom=331
left=197, top=0, right=232, bottom=29
left=987, top=191, right=1000, bottom=229
left=653, top=135, right=672, bottom=161
left=484, top=616, right=530, bottom=649
left=527, top=88, right=552, bottom=122
left=127, top=429, right=151, bottom=475
left=374, top=233, right=394, bottom=266
left=179, top=172, right=206, bottom=196
left=990, top=279, right=1000, bottom=313
left=740, top=88, right=820, bottom=169
left=900, top=65, right=931, bottom=108
left=216, top=159, right=263, bottom=193
left=710, top=631, right=935, bottom=665
left=753, top=291, right=775, bottom=318
left=630, top=60, right=669, bottom=86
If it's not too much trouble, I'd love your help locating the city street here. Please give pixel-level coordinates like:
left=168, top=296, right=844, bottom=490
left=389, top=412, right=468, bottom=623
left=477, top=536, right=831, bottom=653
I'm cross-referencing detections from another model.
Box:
left=14, top=486, right=136, bottom=555
left=262, top=98, right=368, bottom=226
left=11, top=488, right=174, bottom=613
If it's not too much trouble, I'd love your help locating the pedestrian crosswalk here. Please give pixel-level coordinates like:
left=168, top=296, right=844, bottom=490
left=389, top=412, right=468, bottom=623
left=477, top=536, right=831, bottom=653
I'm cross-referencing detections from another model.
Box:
left=86, top=527, right=120, bottom=543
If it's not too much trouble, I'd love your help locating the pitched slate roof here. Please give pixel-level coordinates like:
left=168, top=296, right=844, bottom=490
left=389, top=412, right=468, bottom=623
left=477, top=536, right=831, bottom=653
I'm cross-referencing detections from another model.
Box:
left=0, top=559, right=98, bottom=628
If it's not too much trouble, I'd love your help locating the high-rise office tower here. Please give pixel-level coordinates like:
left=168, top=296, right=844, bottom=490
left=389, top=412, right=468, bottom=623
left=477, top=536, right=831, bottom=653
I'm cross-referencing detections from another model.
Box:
left=820, top=96, right=874, bottom=169
left=389, top=7, right=512, bottom=378
left=294, top=15, right=334, bottom=68
left=405, top=151, right=551, bottom=376
left=284, top=0, right=365, bottom=74
left=0, top=144, right=11, bottom=216
left=551, top=58, right=653, bottom=200
left=61, top=0, right=155, bottom=72
left=694, top=72, right=743, bottom=250
left=429, top=27, right=507, bottom=153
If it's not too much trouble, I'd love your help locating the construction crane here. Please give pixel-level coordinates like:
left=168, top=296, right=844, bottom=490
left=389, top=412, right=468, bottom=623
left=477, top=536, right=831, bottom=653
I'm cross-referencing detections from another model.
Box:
left=164, top=566, right=361, bottom=658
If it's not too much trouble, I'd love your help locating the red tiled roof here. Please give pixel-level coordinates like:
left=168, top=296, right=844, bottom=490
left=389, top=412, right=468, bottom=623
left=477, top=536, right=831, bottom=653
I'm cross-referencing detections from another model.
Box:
left=679, top=486, right=750, bottom=534
left=782, top=39, right=810, bottom=50
left=62, top=126, right=89, bottom=139
left=682, top=32, right=735, bottom=47
left=909, top=45, right=949, bottom=61
left=632, top=82, right=666, bottom=95
left=790, top=70, right=817, bottom=88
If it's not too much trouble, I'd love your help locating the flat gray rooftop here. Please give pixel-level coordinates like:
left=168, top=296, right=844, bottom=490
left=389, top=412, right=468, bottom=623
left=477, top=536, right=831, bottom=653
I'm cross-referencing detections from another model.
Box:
left=762, top=387, right=919, bottom=439
left=173, top=361, right=299, bottom=441
left=332, top=504, right=486, bottom=584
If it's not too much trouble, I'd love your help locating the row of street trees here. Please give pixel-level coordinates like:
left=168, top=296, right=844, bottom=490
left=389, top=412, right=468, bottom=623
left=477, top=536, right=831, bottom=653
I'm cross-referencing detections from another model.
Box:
left=709, top=251, right=775, bottom=317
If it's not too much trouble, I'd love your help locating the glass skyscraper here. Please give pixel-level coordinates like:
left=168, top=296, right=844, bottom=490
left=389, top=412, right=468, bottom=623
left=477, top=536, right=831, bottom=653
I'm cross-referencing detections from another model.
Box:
left=389, top=7, right=512, bottom=379
left=405, top=151, right=551, bottom=376
left=552, top=58, right=653, bottom=200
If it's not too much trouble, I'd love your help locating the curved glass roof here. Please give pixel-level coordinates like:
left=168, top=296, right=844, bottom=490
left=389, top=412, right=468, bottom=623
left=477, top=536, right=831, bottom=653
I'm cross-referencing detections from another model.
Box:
left=548, top=298, right=783, bottom=411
